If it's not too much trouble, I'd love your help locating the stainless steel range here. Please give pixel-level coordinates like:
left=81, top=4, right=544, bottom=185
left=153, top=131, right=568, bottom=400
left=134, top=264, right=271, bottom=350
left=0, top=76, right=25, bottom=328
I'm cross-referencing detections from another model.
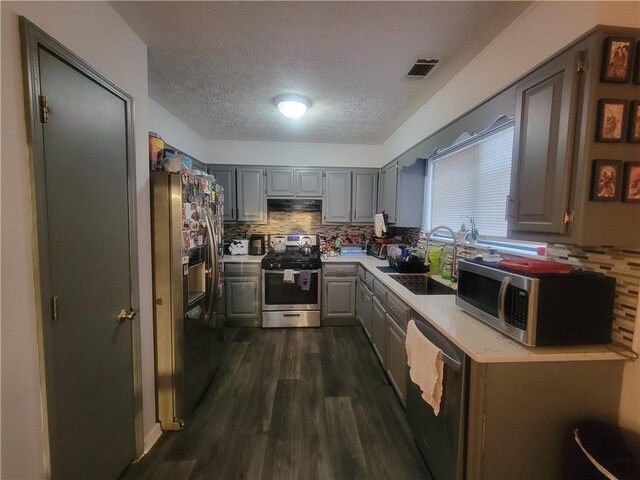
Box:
left=261, top=234, right=322, bottom=328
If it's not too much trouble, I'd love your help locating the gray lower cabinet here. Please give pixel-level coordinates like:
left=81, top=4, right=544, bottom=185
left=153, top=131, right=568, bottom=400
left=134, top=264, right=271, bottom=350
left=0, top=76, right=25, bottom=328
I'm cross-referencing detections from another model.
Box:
left=322, top=263, right=357, bottom=325
left=385, top=313, right=407, bottom=406
left=224, top=263, right=261, bottom=325
left=236, top=167, right=266, bottom=223
left=323, top=170, right=352, bottom=224
left=357, top=280, right=373, bottom=339
left=207, top=166, right=236, bottom=222
left=352, top=169, right=378, bottom=224
left=371, top=296, right=386, bottom=367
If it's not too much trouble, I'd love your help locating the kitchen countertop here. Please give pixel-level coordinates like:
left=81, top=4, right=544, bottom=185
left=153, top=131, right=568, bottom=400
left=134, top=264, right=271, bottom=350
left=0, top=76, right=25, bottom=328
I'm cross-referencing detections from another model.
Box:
left=221, top=254, right=265, bottom=263
left=322, top=255, right=628, bottom=364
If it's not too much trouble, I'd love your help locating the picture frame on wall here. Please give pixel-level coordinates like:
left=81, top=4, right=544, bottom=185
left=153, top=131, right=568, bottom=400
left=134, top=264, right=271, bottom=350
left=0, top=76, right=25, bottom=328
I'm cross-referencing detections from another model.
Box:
left=622, top=162, right=640, bottom=203
left=591, top=160, right=622, bottom=202
left=601, top=36, right=634, bottom=83
left=596, top=99, right=627, bottom=142
left=628, top=100, right=640, bottom=143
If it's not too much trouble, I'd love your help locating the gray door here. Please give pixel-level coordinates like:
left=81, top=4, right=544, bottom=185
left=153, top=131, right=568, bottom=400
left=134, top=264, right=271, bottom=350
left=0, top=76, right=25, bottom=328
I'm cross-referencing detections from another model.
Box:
left=352, top=169, right=378, bottom=224
left=237, top=167, right=266, bottom=223
left=323, top=170, right=352, bottom=223
left=24, top=26, right=137, bottom=479
left=266, top=168, right=295, bottom=196
left=295, top=168, right=324, bottom=196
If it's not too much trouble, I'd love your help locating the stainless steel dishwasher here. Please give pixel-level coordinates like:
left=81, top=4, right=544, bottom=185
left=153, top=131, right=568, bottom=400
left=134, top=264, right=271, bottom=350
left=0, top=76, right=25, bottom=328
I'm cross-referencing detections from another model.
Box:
left=406, top=312, right=469, bottom=480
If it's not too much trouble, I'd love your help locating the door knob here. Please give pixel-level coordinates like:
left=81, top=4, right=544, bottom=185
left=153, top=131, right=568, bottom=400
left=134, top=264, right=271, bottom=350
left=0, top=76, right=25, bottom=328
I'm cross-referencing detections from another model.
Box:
left=118, top=309, right=136, bottom=323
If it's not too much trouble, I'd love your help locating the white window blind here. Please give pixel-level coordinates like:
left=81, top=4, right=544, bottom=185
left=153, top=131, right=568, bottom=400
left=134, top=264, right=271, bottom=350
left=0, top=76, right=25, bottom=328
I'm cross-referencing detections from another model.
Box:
left=427, top=126, right=514, bottom=237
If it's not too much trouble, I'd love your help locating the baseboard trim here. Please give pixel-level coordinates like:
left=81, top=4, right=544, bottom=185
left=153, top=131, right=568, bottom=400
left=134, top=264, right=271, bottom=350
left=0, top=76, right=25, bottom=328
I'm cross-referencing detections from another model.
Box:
left=142, top=423, right=162, bottom=456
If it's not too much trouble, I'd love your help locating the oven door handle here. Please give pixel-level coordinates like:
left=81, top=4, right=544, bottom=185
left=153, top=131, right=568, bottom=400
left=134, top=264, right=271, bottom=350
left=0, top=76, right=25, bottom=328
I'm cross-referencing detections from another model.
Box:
left=263, top=270, right=320, bottom=275
left=497, top=276, right=511, bottom=324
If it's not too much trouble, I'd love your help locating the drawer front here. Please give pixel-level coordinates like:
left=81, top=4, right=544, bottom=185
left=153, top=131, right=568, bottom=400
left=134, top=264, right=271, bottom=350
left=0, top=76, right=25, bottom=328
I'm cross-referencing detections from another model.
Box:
left=386, top=290, right=410, bottom=330
left=373, top=280, right=388, bottom=307
left=323, top=263, right=358, bottom=277
left=225, top=262, right=261, bottom=277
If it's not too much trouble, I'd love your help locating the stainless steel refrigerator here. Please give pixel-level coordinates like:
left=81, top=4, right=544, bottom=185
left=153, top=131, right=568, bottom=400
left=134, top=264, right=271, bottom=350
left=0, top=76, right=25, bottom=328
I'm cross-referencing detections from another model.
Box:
left=151, top=170, right=224, bottom=430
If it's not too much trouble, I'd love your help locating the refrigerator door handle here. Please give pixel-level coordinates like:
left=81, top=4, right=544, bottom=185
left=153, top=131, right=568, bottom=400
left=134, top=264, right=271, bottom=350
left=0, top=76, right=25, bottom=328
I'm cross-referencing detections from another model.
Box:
left=205, top=210, right=218, bottom=323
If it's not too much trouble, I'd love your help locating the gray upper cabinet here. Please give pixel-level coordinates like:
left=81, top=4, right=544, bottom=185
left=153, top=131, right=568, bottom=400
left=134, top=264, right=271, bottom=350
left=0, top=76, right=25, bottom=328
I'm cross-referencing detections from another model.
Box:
left=378, top=162, right=397, bottom=224
left=378, top=159, right=425, bottom=227
left=508, top=47, right=581, bottom=235
left=208, top=166, right=236, bottom=222
left=236, top=167, right=267, bottom=223
left=352, top=169, right=378, bottom=224
left=323, top=170, right=352, bottom=224
left=266, top=168, right=295, bottom=196
left=507, top=27, right=640, bottom=248
left=295, top=168, right=324, bottom=197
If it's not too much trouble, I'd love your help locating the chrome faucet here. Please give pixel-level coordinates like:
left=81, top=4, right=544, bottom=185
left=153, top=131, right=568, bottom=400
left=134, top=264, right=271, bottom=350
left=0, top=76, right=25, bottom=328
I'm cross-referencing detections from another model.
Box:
left=426, top=225, right=458, bottom=282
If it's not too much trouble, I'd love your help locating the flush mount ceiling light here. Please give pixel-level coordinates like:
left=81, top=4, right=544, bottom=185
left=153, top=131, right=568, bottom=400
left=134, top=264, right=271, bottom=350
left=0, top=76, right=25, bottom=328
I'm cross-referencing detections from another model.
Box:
left=273, top=94, right=312, bottom=119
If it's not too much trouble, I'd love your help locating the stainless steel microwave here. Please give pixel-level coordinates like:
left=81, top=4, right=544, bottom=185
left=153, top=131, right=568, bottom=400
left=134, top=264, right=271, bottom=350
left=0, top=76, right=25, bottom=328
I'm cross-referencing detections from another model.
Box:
left=455, top=259, right=615, bottom=347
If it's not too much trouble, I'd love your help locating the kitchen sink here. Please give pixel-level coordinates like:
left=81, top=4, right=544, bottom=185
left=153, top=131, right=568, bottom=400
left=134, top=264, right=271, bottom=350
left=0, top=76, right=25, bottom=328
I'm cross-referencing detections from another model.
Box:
left=388, top=274, right=456, bottom=296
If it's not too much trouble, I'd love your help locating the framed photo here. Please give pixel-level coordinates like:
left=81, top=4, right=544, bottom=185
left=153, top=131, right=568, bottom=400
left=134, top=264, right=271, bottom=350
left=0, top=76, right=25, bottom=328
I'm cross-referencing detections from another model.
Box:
left=635, top=41, right=640, bottom=84
left=628, top=100, right=640, bottom=143
left=601, top=36, right=633, bottom=82
left=596, top=99, right=627, bottom=142
left=622, top=162, right=640, bottom=202
left=591, top=160, right=622, bottom=201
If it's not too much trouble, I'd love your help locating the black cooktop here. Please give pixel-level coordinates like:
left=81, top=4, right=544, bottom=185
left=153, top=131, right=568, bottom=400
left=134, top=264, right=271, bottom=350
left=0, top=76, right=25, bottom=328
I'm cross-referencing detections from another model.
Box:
left=262, top=251, right=321, bottom=270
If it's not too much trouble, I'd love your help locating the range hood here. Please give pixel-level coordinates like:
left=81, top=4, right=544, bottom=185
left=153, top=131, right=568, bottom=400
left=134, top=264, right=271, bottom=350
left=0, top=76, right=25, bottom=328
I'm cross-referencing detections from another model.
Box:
left=267, top=198, right=322, bottom=212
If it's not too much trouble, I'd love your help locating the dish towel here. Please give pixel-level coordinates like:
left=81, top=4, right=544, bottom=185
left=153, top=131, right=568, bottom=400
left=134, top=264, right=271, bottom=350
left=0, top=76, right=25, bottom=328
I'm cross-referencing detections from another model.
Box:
left=283, top=269, right=295, bottom=284
left=374, top=213, right=387, bottom=237
left=298, top=270, right=312, bottom=291
left=406, top=320, right=444, bottom=416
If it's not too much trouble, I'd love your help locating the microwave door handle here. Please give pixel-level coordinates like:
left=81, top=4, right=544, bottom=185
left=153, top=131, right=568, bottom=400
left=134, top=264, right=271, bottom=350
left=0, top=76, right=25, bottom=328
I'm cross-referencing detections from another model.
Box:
left=497, top=276, right=511, bottom=324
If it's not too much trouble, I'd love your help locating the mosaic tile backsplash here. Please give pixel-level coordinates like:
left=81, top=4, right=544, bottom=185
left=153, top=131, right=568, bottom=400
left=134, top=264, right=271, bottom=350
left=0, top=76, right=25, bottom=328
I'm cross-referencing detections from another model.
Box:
left=226, top=212, right=638, bottom=351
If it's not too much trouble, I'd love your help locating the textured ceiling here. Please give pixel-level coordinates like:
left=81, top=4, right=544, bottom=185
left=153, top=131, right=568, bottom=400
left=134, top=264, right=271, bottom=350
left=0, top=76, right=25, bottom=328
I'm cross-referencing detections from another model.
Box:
left=112, top=1, right=531, bottom=144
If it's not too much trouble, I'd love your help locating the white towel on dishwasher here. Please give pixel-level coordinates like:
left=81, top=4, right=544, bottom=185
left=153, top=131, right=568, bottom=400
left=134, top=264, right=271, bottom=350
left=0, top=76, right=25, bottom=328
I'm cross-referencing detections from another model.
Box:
left=283, top=269, right=295, bottom=283
left=406, top=320, right=444, bottom=416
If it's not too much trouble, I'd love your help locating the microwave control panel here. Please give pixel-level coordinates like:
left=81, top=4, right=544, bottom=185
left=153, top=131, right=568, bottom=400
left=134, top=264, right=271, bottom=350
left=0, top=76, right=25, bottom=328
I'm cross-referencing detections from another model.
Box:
left=509, top=288, right=529, bottom=330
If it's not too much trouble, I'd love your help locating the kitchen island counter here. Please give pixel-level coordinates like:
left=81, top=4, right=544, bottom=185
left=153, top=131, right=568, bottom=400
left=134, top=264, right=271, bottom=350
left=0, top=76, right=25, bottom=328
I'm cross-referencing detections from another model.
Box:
left=321, top=255, right=628, bottom=363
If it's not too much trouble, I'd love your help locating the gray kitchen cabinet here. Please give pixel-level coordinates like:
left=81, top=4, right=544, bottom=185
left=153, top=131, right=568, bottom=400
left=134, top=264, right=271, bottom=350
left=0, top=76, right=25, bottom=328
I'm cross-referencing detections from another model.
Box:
left=236, top=167, right=267, bottom=223
left=322, top=263, right=357, bottom=325
left=352, top=169, right=378, bottom=224
left=224, top=263, right=261, bottom=326
left=508, top=45, right=581, bottom=235
left=295, top=168, right=323, bottom=197
left=507, top=27, right=640, bottom=247
left=378, top=162, right=397, bottom=224
left=378, top=159, right=425, bottom=227
left=323, top=170, right=352, bottom=224
left=266, top=168, right=295, bottom=196
left=371, top=296, right=387, bottom=368
left=357, top=280, right=373, bottom=340
left=385, top=313, right=407, bottom=406
left=207, top=166, right=236, bottom=222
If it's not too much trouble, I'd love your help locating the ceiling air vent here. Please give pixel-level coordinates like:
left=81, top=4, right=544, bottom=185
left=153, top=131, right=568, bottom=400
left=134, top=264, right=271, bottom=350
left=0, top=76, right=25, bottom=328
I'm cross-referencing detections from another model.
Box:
left=405, top=58, right=439, bottom=79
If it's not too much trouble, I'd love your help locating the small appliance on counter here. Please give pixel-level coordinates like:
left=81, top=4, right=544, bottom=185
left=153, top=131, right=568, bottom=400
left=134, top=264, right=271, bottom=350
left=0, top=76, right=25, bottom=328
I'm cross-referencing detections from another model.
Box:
left=249, top=234, right=265, bottom=255
left=228, top=239, right=249, bottom=255
left=456, top=258, right=615, bottom=347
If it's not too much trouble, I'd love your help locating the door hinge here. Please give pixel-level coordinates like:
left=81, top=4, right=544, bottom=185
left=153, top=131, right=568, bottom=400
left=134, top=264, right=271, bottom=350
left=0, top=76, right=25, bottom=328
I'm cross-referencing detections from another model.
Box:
left=52, top=295, right=58, bottom=322
left=576, top=52, right=586, bottom=73
left=563, top=211, right=574, bottom=225
left=39, top=95, right=50, bottom=123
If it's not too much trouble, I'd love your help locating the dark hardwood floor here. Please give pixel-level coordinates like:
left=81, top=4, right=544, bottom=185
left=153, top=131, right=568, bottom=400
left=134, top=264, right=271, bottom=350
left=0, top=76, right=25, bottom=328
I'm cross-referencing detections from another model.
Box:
left=121, top=326, right=429, bottom=480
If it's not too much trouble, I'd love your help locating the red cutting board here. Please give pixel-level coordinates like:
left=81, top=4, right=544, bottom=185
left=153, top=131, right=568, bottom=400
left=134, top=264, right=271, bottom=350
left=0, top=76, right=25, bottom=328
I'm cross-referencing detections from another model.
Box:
left=496, top=258, right=573, bottom=274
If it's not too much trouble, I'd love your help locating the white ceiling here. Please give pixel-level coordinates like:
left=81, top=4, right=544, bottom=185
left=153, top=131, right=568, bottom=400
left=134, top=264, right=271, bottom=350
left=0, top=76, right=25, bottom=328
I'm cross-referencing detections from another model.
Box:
left=112, top=1, right=531, bottom=145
